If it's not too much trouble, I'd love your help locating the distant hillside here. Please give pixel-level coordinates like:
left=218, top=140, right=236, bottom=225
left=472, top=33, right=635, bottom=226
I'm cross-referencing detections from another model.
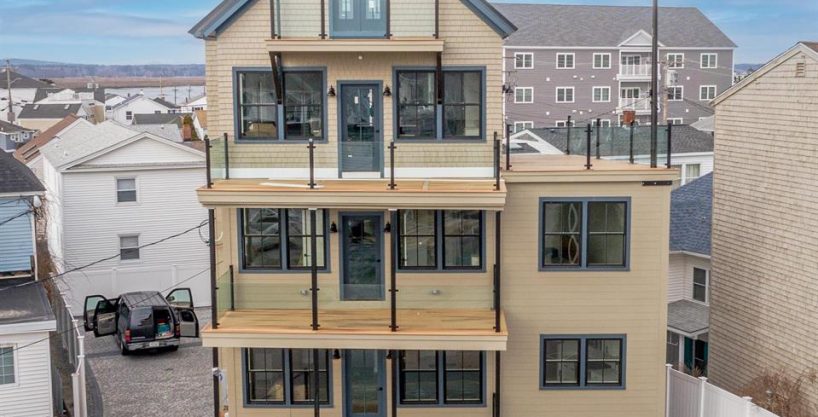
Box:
left=8, top=59, right=205, bottom=79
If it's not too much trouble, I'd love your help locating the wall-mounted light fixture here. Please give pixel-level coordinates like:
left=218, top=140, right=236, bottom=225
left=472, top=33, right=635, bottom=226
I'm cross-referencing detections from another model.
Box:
left=383, top=222, right=392, bottom=233
left=333, top=349, right=341, bottom=360
left=383, top=86, right=392, bottom=97
left=328, top=85, right=336, bottom=97
left=330, top=222, right=338, bottom=233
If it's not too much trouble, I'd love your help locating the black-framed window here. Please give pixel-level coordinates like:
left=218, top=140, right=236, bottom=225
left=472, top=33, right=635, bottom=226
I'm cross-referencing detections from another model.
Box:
left=396, top=210, right=483, bottom=271
left=289, top=350, right=330, bottom=404
left=283, top=71, right=323, bottom=140
left=399, top=351, right=438, bottom=404
left=543, top=339, right=580, bottom=386
left=238, top=71, right=278, bottom=139
left=245, top=349, right=331, bottom=406
left=541, top=336, right=626, bottom=390
left=443, top=71, right=482, bottom=139
left=397, top=71, right=436, bottom=139
left=241, top=208, right=328, bottom=271
left=444, top=351, right=483, bottom=404
left=540, top=200, right=628, bottom=270
left=398, top=351, right=483, bottom=406
left=398, top=210, right=437, bottom=269
left=247, top=348, right=286, bottom=404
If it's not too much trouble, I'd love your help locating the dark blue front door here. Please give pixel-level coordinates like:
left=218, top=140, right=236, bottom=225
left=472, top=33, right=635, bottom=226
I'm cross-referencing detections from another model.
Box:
left=341, top=214, right=384, bottom=300
left=340, top=84, right=381, bottom=173
left=345, top=350, right=386, bottom=417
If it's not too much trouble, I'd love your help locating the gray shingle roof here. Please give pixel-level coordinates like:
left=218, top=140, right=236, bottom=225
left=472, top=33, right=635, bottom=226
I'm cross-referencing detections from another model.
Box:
left=0, top=146, right=44, bottom=194
left=132, top=113, right=186, bottom=127
left=668, top=299, right=709, bottom=335
left=0, top=69, right=51, bottom=89
left=18, top=103, right=82, bottom=119
left=496, top=4, right=736, bottom=48
left=0, top=120, right=33, bottom=134
left=670, top=173, right=712, bottom=255
left=802, top=41, right=818, bottom=53
left=153, top=97, right=180, bottom=109
left=0, top=281, right=54, bottom=325
left=34, top=87, right=106, bottom=104
left=523, top=125, right=714, bottom=156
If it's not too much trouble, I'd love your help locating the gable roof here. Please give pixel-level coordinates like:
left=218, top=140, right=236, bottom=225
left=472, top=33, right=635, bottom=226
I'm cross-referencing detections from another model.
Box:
left=0, top=145, right=44, bottom=194
left=190, top=0, right=516, bottom=39
left=39, top=120, right=138, bottom=169
left=0, top=120, right=33, bottom=134
left=153, top=97, right=179, bottom=109
left=517, top=125, right=714, bottom=156
left=496, top=4, right=736, bottom=48
left=18, top=103, right=82, bottom=119
left=0, top=68, right=51, bottom=89
left=670, top=173, right=712, bottom=256
left=14, top=115, right=80, bottom=164
left=129, top=124, right=184, bottom=142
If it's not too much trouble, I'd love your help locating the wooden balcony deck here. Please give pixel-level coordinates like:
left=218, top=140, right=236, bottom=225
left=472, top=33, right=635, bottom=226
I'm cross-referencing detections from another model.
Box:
left=202, top=308, right=508, bottom=351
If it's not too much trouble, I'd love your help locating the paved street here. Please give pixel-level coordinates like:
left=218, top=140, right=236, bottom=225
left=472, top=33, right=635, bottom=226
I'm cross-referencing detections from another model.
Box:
left=84, top=309, right=213, bottom=417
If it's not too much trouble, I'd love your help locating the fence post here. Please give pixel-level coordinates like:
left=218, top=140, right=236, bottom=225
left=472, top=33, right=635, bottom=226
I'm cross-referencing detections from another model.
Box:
left=665, top=364, right=673, bottom=417
left=698, top=377, right=708, bottom=417
left=742, top=397, right=754, bottom=417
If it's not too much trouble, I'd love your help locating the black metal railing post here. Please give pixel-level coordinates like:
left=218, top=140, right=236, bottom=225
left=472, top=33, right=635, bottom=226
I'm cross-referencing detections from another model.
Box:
left=595, top=118, right=601, bottom=160
left=270, top=0, right=278, bottom=39
left=208, top=208, right=220, bottom=417
left=388, top=141, right=397, bottom=190
left=320, top=0, right=326, bottom=39
left=585, top=123, right=592, bottom=170
left=390, top=210, right=399, bottom=332
left=505, top=123, right=512, bottom=170
left=495, top=351, right=501, bottom=417
left=494, top=133, right=501, bottom=190
left=229, top=264, right=235, bottom=311
left=223, top=133, right=230, bottom=180
left=308, top=138, right=316, bottom=189
left=666, top=122, right=673, bottom=169
left=204, top=136, right=212, bottom=188
left=629, top=121, right=635, bottom=164
left=434, top=0, right=440, bottom=38
left=494, top=210, right=502, bottom=333
left=310, top=208, right=320, bottom=331
left=385, top=0, right=392, bottom=38
left=565, top=115, right=572, bottom=155
left=313, top=348, right=320, bottom=417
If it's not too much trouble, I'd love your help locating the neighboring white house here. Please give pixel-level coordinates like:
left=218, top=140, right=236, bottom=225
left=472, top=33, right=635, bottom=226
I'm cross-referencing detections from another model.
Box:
left=510, top=124, right=714, bottom=185
left=192, top=110, right=207, bottom=140
left=181, top=94, right=207, bottom=113
left=0, top=68, right=51, bottom=123
left=104, top=94, right=127, bottom=120
left=667, top=173, right=712, bottom=375
left=29, top=119, right=210, bottom=313
left=0, top=282, right=57, bottom=417
left=108, top=94, right=177, bottom=125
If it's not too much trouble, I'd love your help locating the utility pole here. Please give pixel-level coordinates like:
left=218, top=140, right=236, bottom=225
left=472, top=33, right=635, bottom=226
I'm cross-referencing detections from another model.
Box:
left=5, top=60, right=15, bottom=123
left=650, top=0, right=659, bottom=168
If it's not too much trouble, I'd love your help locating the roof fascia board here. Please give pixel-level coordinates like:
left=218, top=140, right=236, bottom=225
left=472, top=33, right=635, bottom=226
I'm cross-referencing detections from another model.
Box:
left=619, top=29, right=665, bottom=48
left=62, top=133, right=205, bottom=171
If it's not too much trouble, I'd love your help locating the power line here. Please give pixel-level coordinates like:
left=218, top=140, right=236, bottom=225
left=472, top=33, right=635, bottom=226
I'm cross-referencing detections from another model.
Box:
left=0, top=210, right=32, bottom=227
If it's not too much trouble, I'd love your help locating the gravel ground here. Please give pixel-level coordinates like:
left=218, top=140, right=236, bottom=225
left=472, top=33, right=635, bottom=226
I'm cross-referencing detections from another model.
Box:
left=84, top=309, right=214, bottom=417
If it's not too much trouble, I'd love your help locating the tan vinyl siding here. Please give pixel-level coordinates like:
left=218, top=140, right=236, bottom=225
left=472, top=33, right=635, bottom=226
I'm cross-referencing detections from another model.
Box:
left=205, top=0, right=501, bottom=173
left=709, top=50, right=818, bottom=408
left=277, top=0, right=322, bottom=38
left=501, top=180, right=669, bottom=417
left=391, top=0, right=436, bottom=37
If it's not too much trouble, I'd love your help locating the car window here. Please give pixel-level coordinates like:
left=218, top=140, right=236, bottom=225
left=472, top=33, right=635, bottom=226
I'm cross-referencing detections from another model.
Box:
left=129, top=308, right=153, bottom=329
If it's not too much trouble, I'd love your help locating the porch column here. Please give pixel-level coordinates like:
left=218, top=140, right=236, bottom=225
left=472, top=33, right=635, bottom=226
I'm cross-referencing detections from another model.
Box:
left=313, top=348, right=321, bottom=417
left=392, top=349, right=399, bottom=417
left=208, top=209, right=220, bottom=417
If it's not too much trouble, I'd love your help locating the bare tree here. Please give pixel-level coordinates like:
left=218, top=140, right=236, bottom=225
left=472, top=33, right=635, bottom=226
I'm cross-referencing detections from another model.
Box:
left=738, top=369, right=817, bottom=417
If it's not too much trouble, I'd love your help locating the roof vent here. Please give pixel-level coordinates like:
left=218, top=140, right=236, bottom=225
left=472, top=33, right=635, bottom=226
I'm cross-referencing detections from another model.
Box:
left=796, top=61, right=807, bottom=78
left=64, top=104, right=70, bottom=110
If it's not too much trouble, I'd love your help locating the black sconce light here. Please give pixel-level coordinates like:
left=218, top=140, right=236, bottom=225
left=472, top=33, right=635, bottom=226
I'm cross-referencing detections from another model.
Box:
left=386, top=351, right=393, bottom=360
left=383, top=222, right=392, bottom=233
left=383, top=86, right=392, bottom=97
left=333, top=349, right=341, bottom=360
left=330, top=222, right=338, bottom=233
left=328, top=85, right=336, bottom=97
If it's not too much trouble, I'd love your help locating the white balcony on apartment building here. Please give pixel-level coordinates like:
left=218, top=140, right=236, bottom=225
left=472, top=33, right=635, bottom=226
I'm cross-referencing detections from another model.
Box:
left=618, top=97, right=653, bottom=114
left=618, top=64, right=654, bottom=81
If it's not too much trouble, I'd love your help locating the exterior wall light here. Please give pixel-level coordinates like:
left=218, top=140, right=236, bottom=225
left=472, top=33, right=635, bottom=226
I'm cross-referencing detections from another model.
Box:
left=328, top=85, right=336, bottom=97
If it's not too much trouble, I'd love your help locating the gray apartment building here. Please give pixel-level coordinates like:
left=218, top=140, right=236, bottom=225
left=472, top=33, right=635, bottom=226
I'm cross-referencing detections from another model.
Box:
left=496, top=4, right=736, bottom=129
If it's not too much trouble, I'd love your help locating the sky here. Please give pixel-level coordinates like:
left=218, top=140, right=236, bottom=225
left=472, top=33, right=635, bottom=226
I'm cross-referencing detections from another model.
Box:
left=0, top=0, right=816, bottom=65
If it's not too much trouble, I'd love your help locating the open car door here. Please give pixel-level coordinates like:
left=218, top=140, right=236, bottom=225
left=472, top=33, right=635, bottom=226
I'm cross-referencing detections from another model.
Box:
left=90, top=297, right=117, bottom=337
left=83, top=295, right=108, bottom=331
left=166, top=288, right=193, bottom=309
left=167, top=288, right=199, bottom=338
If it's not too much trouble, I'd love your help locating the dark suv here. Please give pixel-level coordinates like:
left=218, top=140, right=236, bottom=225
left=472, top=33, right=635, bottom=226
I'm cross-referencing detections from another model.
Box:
left=84, top=288, right=200, bottom=355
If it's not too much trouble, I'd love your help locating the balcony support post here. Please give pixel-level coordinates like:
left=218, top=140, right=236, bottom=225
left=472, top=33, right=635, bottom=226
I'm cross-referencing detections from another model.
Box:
left=270, top=0, right=278, bottom=39
left=434, top=0, right=440, bottom=39
left=389, top=141, right=397, bottom=190
left=565, top=115, right=572, bottom=155
left=629, top=121, right=635, bottom=164
left=390, top=210, right=399, bottom=332
left=650, top=0, right=659, bottom=168
left=208, top=208, right=220, bottom=417
left=494, top=133, right=501, bottom=191
left=204, top=137, right=212, bottom=188
left=320, top=0, right=327, bottom=39
left=505, top=123, right=512, bottom=170
left=585, top=123, right=592, bottom=170
left=494, top=351, right=501, bottom=417
left=666, top=122, right=673, bottom=169
left=308, top=138, right=316, bottom=189
left=229, top=264, right=235, bottom=311
left=595, top=118, right=601, bottom=160
left=494, top=211, right=502, bottom=333
left=313, top=348, right=320, bottom=417
left=310, top=208, right=320, bottom=331
left=385, top=0, right=392, bottom=38
left=223, top=133, right=230, bottom=180
left=391, top=350, right=399, bottom=417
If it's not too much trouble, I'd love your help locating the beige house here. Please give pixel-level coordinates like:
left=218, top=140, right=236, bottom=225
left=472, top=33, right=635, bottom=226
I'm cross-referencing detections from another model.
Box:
left=708, top=41, right=818, bottom=408
left=190, top=1, right=674, bottom=416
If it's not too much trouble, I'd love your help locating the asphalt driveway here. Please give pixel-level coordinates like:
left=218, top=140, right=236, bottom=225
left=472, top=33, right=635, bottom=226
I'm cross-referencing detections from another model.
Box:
left=84, top=309, right=214, bottom=417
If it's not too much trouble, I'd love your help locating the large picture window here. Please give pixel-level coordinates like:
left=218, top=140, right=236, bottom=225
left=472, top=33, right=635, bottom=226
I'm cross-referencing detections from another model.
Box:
left=443, top=71, right=482, bottom=139
left=398, top=350, right=484, bottom=406
left=242, top=208, right=327, bottom=271
left=245, top=349, right=331, bottom=406
left=397, top=71, right=436, bottom=139
left=396, top=210, right=483, bottom=271
left=540, top=199, right=628, bottom=270
left=541, top=335, right=625, bottom=390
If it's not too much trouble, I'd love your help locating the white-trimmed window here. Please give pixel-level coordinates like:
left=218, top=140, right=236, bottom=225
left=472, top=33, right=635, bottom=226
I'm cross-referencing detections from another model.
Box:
left=593, top=53, right=611, bottom=69
left=556, top=53, right=575, bottom=69
left=515, top=87, right=534, bottom=104
left=592, top=86, right=611, bottom=103
left=120, top=235, right=140, bottom=261
left=555, top=120, right=576, bottom=128
left=685, top=164, right=701, bottom=182
left=514, top=121, right=534, bottom=132
left=0, top=346, right=14, bottom=385
left=125, top=111, right=133, bottom=121
left=667, top=86, right=683, bottom=101
left=667, top=53, right=685, bottom=69
left=693, top=267, right=709, bottom=303
left=515, top=52, right=534, bottom=69
left=598, top=119, right=612, bottom=127
left=116, top=178, right=137, bottom=203
left=700, top=53, right=718, bottom=69
left=700, top=85, right=717, bottom=101
left=556, top=87, right=574, bottom=103
left=668, top=118, right=684, bottom=125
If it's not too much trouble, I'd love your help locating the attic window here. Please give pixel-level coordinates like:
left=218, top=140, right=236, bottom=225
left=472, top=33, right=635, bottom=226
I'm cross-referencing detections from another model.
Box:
left=795, top=61, right=807, bottom=78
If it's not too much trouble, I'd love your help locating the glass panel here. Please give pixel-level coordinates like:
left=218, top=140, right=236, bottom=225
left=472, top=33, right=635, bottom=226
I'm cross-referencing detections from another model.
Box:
left=397, top=72, right=436, bottom=139
left=287, top=209, right=326, bottom=269
left=0, top=347, right=14, bottom=385
left=247, top=349, right=285, bottom=403
left=347, top=350, right=382, bottom=415
left=343, top=216, right=382, bottom=300
left=443, top=211, right=481, bottom=269
left=284, top=72, right=323, bottom=140
left=542, top=202, right=582, bottom=266
left=399, top=210, right=436, bottom=268
left=342, top=85, right=380, bottom=172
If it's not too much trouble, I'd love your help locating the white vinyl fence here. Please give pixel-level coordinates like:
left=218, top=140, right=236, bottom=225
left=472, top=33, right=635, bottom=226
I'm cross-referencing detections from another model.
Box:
left=52, top=285, right=88, bottom=417
left=666, top=365, right=779, bottom=417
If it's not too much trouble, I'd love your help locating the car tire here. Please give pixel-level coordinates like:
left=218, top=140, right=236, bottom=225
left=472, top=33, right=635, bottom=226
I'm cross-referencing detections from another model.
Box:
left=168, top=345, right=179, bottom=352
left=120, top=343, right=130, bottom=356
